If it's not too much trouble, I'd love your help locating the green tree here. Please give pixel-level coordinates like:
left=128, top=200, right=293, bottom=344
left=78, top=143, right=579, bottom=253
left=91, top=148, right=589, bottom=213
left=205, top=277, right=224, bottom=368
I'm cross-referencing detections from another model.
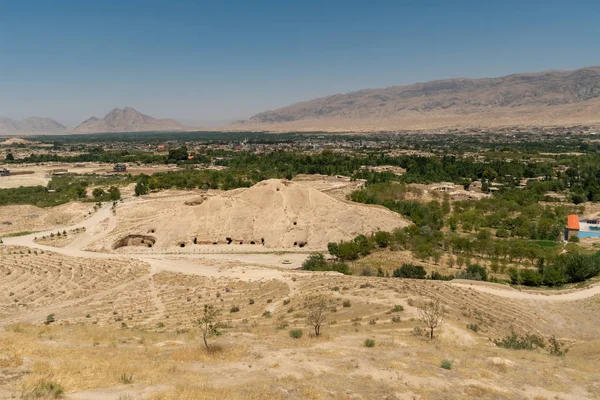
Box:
left=108, top=186, right=121, bottom=201
left=197, top=304, right=226, bottom=351
left=92, top=188, right=105, bottom=198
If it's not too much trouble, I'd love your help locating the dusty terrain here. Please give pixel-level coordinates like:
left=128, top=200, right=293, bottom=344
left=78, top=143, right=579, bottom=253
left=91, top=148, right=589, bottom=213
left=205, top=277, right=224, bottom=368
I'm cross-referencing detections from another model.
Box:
left=1, top=179, right=599, bottom=399
left=88, top=179, right=409, bottom=252
left=0, top=202, right=94, bottom=236
left=0, top=162, right=180, bottom=189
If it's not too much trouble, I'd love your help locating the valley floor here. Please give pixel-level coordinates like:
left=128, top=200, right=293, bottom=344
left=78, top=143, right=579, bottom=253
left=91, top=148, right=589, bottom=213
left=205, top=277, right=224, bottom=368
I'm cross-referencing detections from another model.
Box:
left=1, top=195, right=600, bottom=399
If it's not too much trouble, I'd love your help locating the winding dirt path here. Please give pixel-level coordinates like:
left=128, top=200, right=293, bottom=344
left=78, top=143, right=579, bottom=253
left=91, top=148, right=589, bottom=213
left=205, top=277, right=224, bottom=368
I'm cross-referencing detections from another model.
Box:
left=450, top=280, right=600, bottom=301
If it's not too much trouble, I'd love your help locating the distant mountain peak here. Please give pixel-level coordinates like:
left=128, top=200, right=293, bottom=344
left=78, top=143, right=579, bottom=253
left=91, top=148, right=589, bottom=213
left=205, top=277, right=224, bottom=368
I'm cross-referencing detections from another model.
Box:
left=74, top=107, right=186, bottom=134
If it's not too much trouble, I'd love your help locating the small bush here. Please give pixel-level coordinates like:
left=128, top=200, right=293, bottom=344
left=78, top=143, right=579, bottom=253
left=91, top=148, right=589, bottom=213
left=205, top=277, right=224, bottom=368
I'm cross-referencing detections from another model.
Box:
left=440, top=359, right=453, bottom=370
left=262, top=310, right=271, bottom=318
left=342, top=300, right=351, bottom=308
left=547, top=335, right=569, bottom=357
left=391, top=304, right=404, bottom=312
left=494, top=331, right=545, bottom=350
left=289, top=329, right=303, bottom=339
left=44, top=314, right=56, bottom=325
left=412, top=326, right=424, bottom=336
left=248, top=298, right=255, bottom=305
left=275, top=321, right=289, bottom=330
left=230, top=305, right=240, bottom=313
left=391, top=316, right=401, bottom=323
left=466, top=323, right=479, bottom=332
left=364, top=338, right=375, bottom=348
left=283, top=299, right=290, bottom=305
left=23, top=380, right=64, bottom=399
left=119, top=373, right=133, bottom=384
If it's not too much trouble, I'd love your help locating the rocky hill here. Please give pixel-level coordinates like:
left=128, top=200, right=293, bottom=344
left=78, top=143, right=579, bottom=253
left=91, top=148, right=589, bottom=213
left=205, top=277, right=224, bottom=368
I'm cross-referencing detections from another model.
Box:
left=240, top=66, right=600, bottom=131
left=74, top=107, right=186, bottom=133
left=0, top=116, right=68, bottom=135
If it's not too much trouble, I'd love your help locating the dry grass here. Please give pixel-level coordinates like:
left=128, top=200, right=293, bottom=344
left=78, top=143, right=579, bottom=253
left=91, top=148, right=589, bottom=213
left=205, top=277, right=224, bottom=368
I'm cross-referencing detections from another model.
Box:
left=151, top=384, right=283, bottom=400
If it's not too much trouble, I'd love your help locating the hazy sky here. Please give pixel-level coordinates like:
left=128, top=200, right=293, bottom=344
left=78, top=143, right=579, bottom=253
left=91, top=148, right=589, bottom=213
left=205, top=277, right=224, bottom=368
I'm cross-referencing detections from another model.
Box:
left=1, top=0, right=599, bottom=126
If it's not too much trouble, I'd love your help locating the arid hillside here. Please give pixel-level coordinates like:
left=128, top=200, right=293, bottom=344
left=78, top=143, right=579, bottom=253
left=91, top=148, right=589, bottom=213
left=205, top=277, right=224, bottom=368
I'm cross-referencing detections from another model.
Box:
left=92, top=179, right=410, bottom=252
left=236, top=67, right=600, bottom=131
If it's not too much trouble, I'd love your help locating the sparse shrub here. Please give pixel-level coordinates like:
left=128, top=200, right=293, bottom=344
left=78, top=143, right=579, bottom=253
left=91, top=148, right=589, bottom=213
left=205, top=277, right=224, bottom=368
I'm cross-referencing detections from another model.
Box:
left=289, top=329, right=303, bottom=339
left=119, top=373, right=133, bottom=384
left=249, top=298, right=255, bottom=305
left=23, top=380, right=64, bottom=399
left=44, top=314, right=55, bottom=325
left=368, top=318, right=377, bottom=325
left=276, top=321, right=289, bottom=330
left=283, top=299, right=290, bottom=305
left=331, top=286, right=340, bottom=292
left=440, top=359, right=453, bottom=370
left=364, top=338, right=375, bottom=348
left=267, top=299, right=273, bottom=303
left=391, top=304, right=404, bottom=312
left=547, top=335, right=569, bottom=356
left=361, top=266, right=374, bottom=276
left=391, top=315, right=401, bottom=323
left=156, top=322, right=165, bottom=328
left=342, top=300, right=351, bottom=308
left=230, top=305, right=240, bottom=313
left=428, top=271, right=454, bottom=281
left=493, top=331, right=545, bottom=350
left=359, top=283, right=373, bottom=289
left=262, top=310, right=271, bottom=318
left=466, top=323, right=479, bottom=332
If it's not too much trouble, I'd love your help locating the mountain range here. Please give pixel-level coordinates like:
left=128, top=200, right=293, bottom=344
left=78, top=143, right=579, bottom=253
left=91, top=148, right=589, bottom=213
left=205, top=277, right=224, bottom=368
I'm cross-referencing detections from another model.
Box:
left=0, top=117, right=69, bottom=135
left=3, top=67, right=600, bottom=135
left=72, top=107, right=186, bottom=134
left=0, top=107, right=188, bottom=135
left=237, top=66, right=600, bottom=131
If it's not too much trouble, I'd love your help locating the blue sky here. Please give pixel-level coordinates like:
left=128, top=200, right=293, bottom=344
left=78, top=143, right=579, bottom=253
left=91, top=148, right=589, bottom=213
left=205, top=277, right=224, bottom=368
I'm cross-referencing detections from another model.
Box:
left=1, top=0, right=599, bottom=126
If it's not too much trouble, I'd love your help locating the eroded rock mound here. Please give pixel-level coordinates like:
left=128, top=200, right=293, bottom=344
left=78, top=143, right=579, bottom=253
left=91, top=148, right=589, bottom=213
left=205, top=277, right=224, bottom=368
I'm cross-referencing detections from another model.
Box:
left=106, top=179, right=410, bottom=251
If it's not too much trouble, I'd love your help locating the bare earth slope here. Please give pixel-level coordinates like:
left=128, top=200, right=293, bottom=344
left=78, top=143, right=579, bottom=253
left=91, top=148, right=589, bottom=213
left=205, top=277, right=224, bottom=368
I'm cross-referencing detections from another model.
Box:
left=237, top=66, right=600, bottom=131
left=94, top=179, right=410, bottom=251
left=73, top=107, right=186, bottom=134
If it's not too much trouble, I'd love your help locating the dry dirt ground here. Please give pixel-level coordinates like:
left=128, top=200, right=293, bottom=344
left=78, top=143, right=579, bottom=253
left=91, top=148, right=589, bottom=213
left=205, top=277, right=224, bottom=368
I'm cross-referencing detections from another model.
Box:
left=1, top=182, right=599, bottom=399
left=0, top=162, right=176, bottom=189
left=0, top=203, right=94, bottom=236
